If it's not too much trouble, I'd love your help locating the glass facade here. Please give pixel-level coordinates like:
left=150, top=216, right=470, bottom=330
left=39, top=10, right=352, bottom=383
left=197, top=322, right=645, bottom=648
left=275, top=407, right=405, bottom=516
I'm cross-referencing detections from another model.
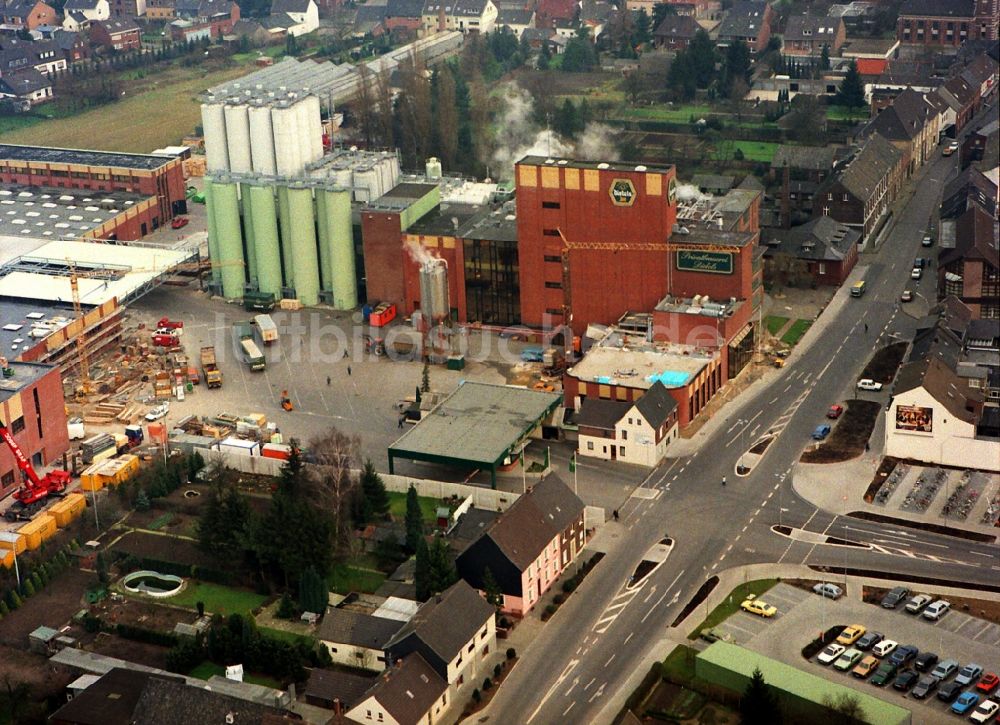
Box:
left=463, top=238, right=521, bottom=326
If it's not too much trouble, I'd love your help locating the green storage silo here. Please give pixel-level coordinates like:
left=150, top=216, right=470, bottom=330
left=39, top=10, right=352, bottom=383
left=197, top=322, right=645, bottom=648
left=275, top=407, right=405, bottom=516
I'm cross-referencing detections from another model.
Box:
left=321, top=188, right=356, bottom=310
left=276, top=185, right=294, bottom=286
left=315, top=188, right=331, bottom=298
left=209, top=180, right=245, bottom=299
left=286, top=185, right=320, bottom=306
left=239, top=183, right=258, bottom=283
left=204, top=181, right=221, bottom=284
left=248, top=184, right=282, bottom=298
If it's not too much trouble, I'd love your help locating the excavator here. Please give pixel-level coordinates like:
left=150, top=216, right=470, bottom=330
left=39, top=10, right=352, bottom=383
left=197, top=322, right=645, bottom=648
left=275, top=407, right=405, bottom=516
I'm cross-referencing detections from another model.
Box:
left=0, top=417, right=71, bottom=521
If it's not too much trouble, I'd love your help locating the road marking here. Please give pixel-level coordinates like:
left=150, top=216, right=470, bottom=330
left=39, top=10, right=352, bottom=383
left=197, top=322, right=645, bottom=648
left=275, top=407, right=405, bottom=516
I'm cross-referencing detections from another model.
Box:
left=970, top=551, right=994, bottom=559
left=742, top=525, right=748, bottom=532
left=770, top=396, right=778, bottom=404
left=526, top=659, right=579, bottom=724
left=605, top=654, right=616, bottom=667
left=624, top=632, right=634, bottom=644
left=584, top=678, right=595, bottom=691
left=588, top=683, right=605, bottom=703
left=562, top=703, right=575, bottom=717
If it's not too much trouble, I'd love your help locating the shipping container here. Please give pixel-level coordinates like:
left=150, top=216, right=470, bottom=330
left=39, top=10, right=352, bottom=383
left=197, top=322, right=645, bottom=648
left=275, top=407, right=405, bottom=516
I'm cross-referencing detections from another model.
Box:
left=1, top=550, right=14, bottom=569
left=262, top=442, right=291, bottom=460
left=213, top=437, right=261, bottom=457
left=0, top=531, right=26, bottom=555
left=19, top=514, right=57, bottom=551
left=253, top=314, right=279, bottom=345
left=80, top=462, right=104, bottom=491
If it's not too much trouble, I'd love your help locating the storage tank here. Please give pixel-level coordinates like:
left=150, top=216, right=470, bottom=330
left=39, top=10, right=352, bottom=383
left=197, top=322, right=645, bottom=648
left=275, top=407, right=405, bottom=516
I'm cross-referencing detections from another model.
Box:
left=286, top=186, right=320, bottom=305
left=276, top=185, right=294, bottom=283
left=388, top=153, right=401, bottom=188
left=239, top=184, right=258, bottom=282
left=204, top=181, right=221, bottom=284
left=307, top=95, right=323, bottom=163
left=419, top=259, right=449, bottom=324
left=248, top=102, right=277, bottom=175
left=249, top=184, right=283, bottom=296
left=353, top=165, right=379, bottom=203
left=295, top=97, right=314, bottom=169
left=332, top=164, right=352, bottom=189
left=426, top=157, right=442, bottom=181
left=272, top=104, right=301, bottom=177
left=376, top=156, right=393, bottom=201
left=201, top=100, right=229, bottom=172
left=208, top=179, right=246, bottom=299
left=322, top=188, right=356, bottom=309
left=223, top=103, right=252, bottom=174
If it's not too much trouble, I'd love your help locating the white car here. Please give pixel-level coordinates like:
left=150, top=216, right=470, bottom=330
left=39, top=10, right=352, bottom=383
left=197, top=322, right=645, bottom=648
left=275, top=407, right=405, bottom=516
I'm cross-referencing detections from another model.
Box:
left=818, top=643, right=846, bottom=665
left=922, top=599, right=951, bottom=620
left=872, top=639, right=898, bottom=657
left=904, top=594, right=933, bottom=614
left=144, top=403, right=170, bottom=421
left=813, top=583, right=843, bottom=599
left=911, top=267, right=923, bottom=279
left=970, top=700, right=999, bottom=724
left=857, top=379, right=884, bottom=391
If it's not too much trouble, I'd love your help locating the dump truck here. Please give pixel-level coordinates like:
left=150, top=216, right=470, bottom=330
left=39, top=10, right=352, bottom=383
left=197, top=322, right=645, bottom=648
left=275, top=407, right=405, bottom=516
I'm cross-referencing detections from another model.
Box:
left=200, top=346, right=223, bottom=388
left=233, top=323, right=266, bottom=372
left=254, top=314, right=278, bottom=345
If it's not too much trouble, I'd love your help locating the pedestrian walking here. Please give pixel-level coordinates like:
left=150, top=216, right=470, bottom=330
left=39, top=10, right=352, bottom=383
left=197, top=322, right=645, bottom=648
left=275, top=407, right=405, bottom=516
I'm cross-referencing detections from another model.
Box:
left=398, top=416, right=404, bottom=429
left=326, top=376, right=331, bottom=386
left=722, top=476, right=727, bottom=486
left=864, top=323, right=868, bottom=334
left=347, top=365, right=352, bottom=376
left=343, top=349, right=348, bottom=359
left=613, top=509, right=619, bottom=522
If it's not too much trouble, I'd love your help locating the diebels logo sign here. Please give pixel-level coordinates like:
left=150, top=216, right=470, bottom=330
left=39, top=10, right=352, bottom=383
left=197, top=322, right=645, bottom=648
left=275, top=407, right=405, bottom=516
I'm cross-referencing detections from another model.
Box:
left=609, top=179, right=637, bottom=206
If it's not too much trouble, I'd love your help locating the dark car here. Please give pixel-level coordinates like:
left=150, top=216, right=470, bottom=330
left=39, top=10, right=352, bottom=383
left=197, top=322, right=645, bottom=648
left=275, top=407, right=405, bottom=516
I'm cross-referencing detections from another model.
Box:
left=911, top=675, right=940, bottom=699
left=915, top=652, right=939, bottom=672
left=881, top=586, right=910, bottom=608
left=889, top=645, right=919, bottom=667
left=938, top=681, right=964, bottom=703
left=914, top=257, right=927, bottom=269
left=856, top=631, right=883, bottom=651
left=870, top=661, right=898, bottom=687
left=893, top=670, right=919, bottom=691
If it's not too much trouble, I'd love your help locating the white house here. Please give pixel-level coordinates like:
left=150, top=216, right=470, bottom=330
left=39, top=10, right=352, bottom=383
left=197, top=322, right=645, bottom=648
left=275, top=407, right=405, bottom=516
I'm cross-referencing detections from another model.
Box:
left=346, top=654, right=448, bottom=725
left=497, top=7, right=533, bottom=38
left=421, top=0, right=497, bottom=36
left=577, top=381, right=678, bottom=467
left=61, top=0, right=109, bottom=21
left=269, top=0, right=317, bottom=35
left=315, top=609, right=402, bottom=672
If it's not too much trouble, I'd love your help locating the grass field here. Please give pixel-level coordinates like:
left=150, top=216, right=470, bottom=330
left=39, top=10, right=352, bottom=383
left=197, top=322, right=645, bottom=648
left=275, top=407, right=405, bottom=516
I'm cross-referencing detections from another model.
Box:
left=687, top=578, right=778, bottom=638
left=0, top=63, right=252, bottom=152
left=765, top=315, right=789, bottom=335
left=661, top=644, right=699, bottom=681
left=258, top=626, right=315, bottom=647
left=780, top=319, right=813, bottom=346
left=169, top=582, right=268, bottom=617
left=620, top=104, right=715, bottom=123
left=327, top=563, right=387, bottom=595
left=387, top=490, right=440, bottom=523
left=188, top=661, right=282, bottom=688
left=826, top=105, right=867, bottom=122
left=720, top=139, right=779, bottom=163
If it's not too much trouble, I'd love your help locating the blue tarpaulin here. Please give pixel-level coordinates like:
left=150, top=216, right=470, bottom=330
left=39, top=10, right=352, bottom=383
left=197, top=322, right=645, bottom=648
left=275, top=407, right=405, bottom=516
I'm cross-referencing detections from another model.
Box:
left=647, top=370, right=691, bottom=387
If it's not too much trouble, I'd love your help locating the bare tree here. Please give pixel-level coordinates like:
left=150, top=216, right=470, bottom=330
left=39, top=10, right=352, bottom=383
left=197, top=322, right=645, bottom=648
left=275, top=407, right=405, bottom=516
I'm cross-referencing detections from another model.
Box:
left=353, top=65, right=378, bottom=148
left=822, top=692, right=866, bottom=724
left=396, top=54, right=433, bottom=168
left=435, top=69, right=459, bottom=170
left=307, top=428, right=361, bottom=550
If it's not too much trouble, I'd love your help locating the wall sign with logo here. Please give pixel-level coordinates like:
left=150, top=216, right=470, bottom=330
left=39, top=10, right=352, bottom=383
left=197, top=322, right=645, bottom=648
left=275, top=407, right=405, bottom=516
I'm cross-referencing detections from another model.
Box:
left=667, top=177, right=677, bottom=205
left=895, top=405, right=932, bottom=433
left=609, top=179, right=637, bottom=206
left=676, top=250, right=734, bottom=274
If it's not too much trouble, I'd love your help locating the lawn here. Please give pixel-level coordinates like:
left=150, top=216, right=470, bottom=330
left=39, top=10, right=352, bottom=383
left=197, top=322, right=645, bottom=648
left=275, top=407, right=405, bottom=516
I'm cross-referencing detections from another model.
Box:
left=764, top=315, right=789, bottom=336
left=619, top=104, right=715, bottom=123
left=780, top=319, right=813, bottom=346
left=327, top=563, right=386, bottom=595
left=661, top=644, right=699, bottom=681
left=258, top=626, right=315, bottom=647
left=188, top=660, right=282, bottom=688
left=0, top=63, right=252, bottom=152
left=720, top=139, right=779, bottom=163
left=387, top=490, right=440, bottom=523
left=687, top=578, right=778, bottom=638
left=826, top=105, right=867, bottom=122
left=169, top=582, right=268, bottom=617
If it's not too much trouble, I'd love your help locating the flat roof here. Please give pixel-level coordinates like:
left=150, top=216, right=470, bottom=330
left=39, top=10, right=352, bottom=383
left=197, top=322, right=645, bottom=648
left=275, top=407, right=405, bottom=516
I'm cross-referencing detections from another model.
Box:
left=568, top=333, right=712, bottom=390
left=0, top=239, right=194, bottom=306
left=0, top=144, right=175, bottom=172
left=389, top=382, right=562, bottom=468
left=0, top=361, right=56, bottom=405
left=517, top=156, right=675, bottom=174
left=697, top=643, right=910, bottom=725
left=0, top=186, right=153, bottom=239
left=0, top=296, right=78, bottom=357
left=462, top=208, right=518, bottom=243
left=406, top=202, right=482, bottom=237
left=0, top=233, right=47, bottom=267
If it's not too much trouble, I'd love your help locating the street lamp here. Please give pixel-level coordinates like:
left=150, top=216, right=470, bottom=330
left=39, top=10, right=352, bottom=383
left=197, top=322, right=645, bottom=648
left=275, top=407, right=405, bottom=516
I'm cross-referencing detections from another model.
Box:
left=776, top=473, right=786, bottom=527
left=737, top=418, right=747, bottom=473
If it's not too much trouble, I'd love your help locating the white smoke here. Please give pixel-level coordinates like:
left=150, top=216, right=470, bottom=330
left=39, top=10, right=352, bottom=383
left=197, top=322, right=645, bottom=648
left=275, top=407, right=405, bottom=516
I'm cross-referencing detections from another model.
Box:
left=675, top=183, right=712, bottom=203
left=404, top=238, right=440, bottom=267
left=491, top=83, right=620, bottom=180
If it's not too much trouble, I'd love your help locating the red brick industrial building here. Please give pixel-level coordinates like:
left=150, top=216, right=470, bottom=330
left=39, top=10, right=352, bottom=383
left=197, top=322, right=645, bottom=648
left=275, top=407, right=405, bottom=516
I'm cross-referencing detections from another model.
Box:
left=0, top=144, right=188, bottom=224
left=896, top=0, right=998, bottom=45
left=0, top=362, right=69, bottom=498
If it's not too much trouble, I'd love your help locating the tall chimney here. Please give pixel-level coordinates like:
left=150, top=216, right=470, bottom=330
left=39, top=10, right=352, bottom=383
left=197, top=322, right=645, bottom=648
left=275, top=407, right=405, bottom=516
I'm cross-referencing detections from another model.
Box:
left=438, top=4, right=446, bottom=32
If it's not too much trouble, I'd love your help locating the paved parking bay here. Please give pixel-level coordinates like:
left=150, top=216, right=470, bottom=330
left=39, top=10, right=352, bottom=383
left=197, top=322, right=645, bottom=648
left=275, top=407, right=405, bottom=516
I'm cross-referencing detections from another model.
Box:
left=717, top=584, right=1000, bottom=725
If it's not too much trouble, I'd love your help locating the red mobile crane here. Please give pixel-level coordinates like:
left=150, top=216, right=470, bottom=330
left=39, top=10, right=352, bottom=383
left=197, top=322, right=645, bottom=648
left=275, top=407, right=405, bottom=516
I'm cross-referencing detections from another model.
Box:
left=0, top=418, right=71, bottom=521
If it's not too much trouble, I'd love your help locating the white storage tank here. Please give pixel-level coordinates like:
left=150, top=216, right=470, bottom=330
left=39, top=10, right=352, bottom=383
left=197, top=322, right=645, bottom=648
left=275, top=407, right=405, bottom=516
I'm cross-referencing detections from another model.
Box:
left=352, top=165, right=376, bottom=203
left=333, top=165, right=352, bottom=189
left=425, top=157, right=442, bottom=181
left=307, top=95, right=323, bottom=162
left=388, top=154, right=401, bottom=187
left=201, top=100, right=230, bottom=173
left=376, top=156, right=393, bottom=201
left=272, top=104, right=302, bottom=177
left=224, top=102, right=253, bottom=174
left=248, top=102, right=277, bottom=176
left=295, top=97, right=314, bottom=169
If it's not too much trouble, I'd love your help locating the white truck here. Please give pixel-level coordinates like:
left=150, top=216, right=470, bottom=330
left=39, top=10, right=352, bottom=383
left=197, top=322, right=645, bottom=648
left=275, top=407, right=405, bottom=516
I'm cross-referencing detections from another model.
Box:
left=254, top=314, right=278, bottom=345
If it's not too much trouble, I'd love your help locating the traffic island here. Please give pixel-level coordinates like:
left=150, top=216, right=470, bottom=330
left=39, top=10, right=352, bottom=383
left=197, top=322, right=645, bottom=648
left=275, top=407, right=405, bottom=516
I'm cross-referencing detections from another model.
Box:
left=800, top=400, right=880, bottom=464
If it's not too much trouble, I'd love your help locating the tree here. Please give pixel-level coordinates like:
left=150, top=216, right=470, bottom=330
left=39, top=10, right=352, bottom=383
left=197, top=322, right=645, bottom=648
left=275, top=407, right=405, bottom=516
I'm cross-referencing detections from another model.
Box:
left=276, top=592, right=295, bottom=619
left=307, top=429, right=361, bottom=550
left=481, top=567, right=503, bottom=608
left=633, top=9, right=652, bottom=47
left=562, top=28, right=597, bottom=72
left=667, top=52, right=697, bottom=101
left=554, top=98, right=582, bottom=138
left=135, top=489, right=150, bottom=511
left=427, top=536, right=457, bottom=596
left=822, top=692, right=866, bottom=724
left=836, top=60, right=866, bottom=108
left=432, top=68, right=459, bottom=170
left=622, top=70, right=644, bottom=106
left=298, top=566, right=326, bottom=614
left=740, top=667, right=782, bottom=725
left=404, top=486, right=423, bottom=553
left=414, top=537, right=431, bottom=601
left=278, top=442, right=307, bottom=497
left=0, top=676, right=34, bottom=725
left=820, top=44, right=830, bottom=71
left=687, top=29, right=717, bottom=88
left=652, top=2, right=676, bottom=30
left=721, top=40, right=752, bottom=97
left=784, top=94, right=826, bottom=144
left=360, top=460, right=390, bottom=518
left=197, top=480, right=252, bottom=562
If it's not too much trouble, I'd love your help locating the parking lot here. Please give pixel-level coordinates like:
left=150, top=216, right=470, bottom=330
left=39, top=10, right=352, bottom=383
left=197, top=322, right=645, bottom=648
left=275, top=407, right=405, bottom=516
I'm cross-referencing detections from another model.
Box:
left=711, top=583, right=1000, bottom=725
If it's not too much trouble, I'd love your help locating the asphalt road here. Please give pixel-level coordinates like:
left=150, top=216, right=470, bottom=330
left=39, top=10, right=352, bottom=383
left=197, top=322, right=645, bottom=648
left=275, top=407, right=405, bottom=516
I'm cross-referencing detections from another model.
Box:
left=486, top=109, right=1000, bottom=724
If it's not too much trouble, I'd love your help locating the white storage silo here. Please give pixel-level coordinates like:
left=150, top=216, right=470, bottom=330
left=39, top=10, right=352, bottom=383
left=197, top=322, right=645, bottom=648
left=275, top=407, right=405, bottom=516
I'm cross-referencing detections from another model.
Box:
left=425, top=157, right=442, bottom=181
left=388, top=154, right=401, bottom=187
left=201, top=100, right=230, bottom=173
left=294, top=97, right=314, bottom=169
left=248, top=102, right=277, bottom=176
left=272, top=104, right=301, bottom=178
left=332, top=164, right=352, bottom=190
left=224, top=102, right=253, bottom=174
left=376, top=156, right=393, bottom=200
left=352, top=165, right=376, bottom=203
left=307, top=95, right=323, bottom=162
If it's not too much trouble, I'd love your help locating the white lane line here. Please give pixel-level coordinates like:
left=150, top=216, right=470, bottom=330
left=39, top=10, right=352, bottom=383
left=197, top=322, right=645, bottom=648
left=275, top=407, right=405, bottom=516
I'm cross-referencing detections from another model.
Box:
left=584, top=678, right=596, bottom=691
left=605, top=654, right=616, bottom=667
left=624, top=632, right=634, bottom=644
left=563, top=703, right=576, bottom=717
left=770, top=396, right=779, bottom=404
left=970, top=551, right=994, bottom=559
left=641, top=591, right=669, bottom=623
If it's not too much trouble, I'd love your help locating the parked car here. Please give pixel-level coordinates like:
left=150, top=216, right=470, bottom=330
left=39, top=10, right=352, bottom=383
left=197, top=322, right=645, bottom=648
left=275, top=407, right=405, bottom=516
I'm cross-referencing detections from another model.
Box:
left=817, top=643, right=846, bottom=665
left=943, top=141, right=959, bottom=156
left=914, top=652, right=939, bottom=672
left=812, top=582, right=843, bottom=599
left=893, top=670, right=919, bottom=691
left=914, top=256, right=927, bottom=269
left=889, top=644, right=919, bottom=667
left=856, top=631, right=883, bottom=651
left=911, top=267, right=923, bottom=279
left=932, top=659, right=960, bottom=680
left=826, top=405, right=844, bottom=419
left=900, top=290, right=914, bottom=302
left=911, top=675, right=940, bottom=699
left=740, top=594, right=777, bottom=618
left=837, top=624, right=866, bottom=646
left=144, top=403, right=169, bottom=422
left=881, top=586, right=909, bottom=608
left=834, top=648, right=864, bottom=672
left=873, top=639, right=899, bottom=658
left=953, top=692, right=982, bottom=715
left=812, top=424, right=832, bottom=440
left=922, top=233, right=934, bottom=247
left=857, top=378, right=884, bottom=392
left=870, top=661, right=898, bottom=686
left=922, top=600, right=951, bottom=620
left=853, top=655, right=879, bottom=678
left=938, top=680, right=965, bottom=703
left=171, top=216, right=190, bottom=229
left=978, top=673, right=1000, bottom=695
left=904, top=594, right=932, bottom=614
left=970, top=700, right=1000, bottom=724
left=957, top=664, right=985, bottom=686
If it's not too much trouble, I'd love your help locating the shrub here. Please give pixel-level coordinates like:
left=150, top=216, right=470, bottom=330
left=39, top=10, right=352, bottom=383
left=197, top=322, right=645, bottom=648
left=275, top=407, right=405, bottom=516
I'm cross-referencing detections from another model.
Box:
left=553, top=594, right=564, bottom=605
left=276, top=593, right=295, bottom=619
left=493, top=663, right=502, bottom=678
left=83, top=614, right=102, bottom=633
left=30, top=572, right=42, bottom=591
left=506, top=647, right=516, bottom=660
left=562, top=578, right=578, bottom=593
left=22, top=580, right=34, bottom=597
left=7, top=591, right=21, bottom=610
left=498, top=616, right=510, bottom=629
left=472, top=688, right=481, bottom=703
left=482, top=677, right=493, bottom=691
left=545, top=604, right=556, bottom=615
left=196, top=601, right=205, bottom=617
left=0, top=601, right=8, bottom=616
left=116, top=623, right=178, bottom=647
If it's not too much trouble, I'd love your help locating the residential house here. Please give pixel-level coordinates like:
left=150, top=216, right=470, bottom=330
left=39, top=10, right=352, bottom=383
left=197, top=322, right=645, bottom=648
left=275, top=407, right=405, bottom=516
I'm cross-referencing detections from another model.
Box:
left=961, top=118, right=998, bottom=170
left=456, top=475, right=585, bottom=615
left=144, top=0, right=175, bottom=20
left=174, top=0, right=240, bottom=36
left=0, top=66, right=50, bottom=108
left=763, top=216, right=861, bottom=286
left=652, top=0, right=717, bottom=19
left=53, top=28, right=88, bottom=61
left=814, top=133, right=903, bottom=245
left=303, top=668, right=375, bottom=712
left=717, top=0, right=773, bottom=53
left=653, top=13, right=700, bottom=50
left=421, top=0, right=497, bottom=36
left=935, top=73, right=980, bottom=135
left=269, top=0, right=318, bottom=35
left=3, top=0, right=56, bottom=29
left=384, top=0, right=423, bottom=34
left=497, top=7, right=533, bottom=37
left=346, top=655, right=448, bottom=725
left=109, top=0, right=145, bottom=19
left=960, top=53, right=999, bottom=104
left=897, top=0, right=997, bottom=46
left=782, top=15, right=845, bottom=56
left=316, top=608, right=404, bottom=671
left=940, top=166, right=998, bottom=219
left=90, top=18, right=141, bottom=50
left=535, top=0, right=576, bottom=29
left=351, top=4, right=387, bottom=36
left=384, top=580, right=496, bottom=705
left=62, top=0, right=109, bottom=21
left=771, top=144, right=840, bottom=183
left=0, top=38, right=67, bottom=75
left=577, top=381, right=679, bottom=466
left=863, top=87, right=941, bottom=173
left=939, top=205, right=999, bottom=320
left=61, top=10, right=90, bottom=29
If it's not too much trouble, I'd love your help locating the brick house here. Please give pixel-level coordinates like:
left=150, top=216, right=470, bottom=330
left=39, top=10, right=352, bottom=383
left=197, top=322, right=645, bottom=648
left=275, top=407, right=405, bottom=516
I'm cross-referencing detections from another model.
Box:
left=346, top=656, right=447, bottom=725
left=782, top=15, right=845, bottom=56
left=174, top=0, right=240, bottom=36
left=939, top=205, right=999, bottom=320
left=653, top=13, right=700, bottom=50
left=3, top=0, right=56, bottom=29
left=934, top=74, right=980, bottom=135
left=863, top=87, right=941, bottom=174
left=896, top=0, right=997, bottom=46
left=763, top=216, right=861, bottom=287
left=717, top=0, right=773, bottom=53
left=384, top=0, right=424, bottom=33
left=90, top=18, right=141, bottom=50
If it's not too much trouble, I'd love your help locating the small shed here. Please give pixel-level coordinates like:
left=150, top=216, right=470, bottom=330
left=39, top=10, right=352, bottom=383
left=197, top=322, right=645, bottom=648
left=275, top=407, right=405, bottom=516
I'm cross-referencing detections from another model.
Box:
left=29, top=626, right=59, bottom=655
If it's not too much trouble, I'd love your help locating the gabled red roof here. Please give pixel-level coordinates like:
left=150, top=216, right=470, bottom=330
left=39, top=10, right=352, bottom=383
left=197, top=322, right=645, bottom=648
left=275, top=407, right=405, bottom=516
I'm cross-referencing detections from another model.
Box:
left=856, top=58, right=887, bottom=76
left=537, top=0, right=577, bottom=22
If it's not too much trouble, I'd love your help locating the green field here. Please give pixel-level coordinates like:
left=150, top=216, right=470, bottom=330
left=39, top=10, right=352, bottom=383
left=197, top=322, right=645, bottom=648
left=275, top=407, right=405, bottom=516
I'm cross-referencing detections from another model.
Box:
left=169, top=582, right=268, bottom=617
left=620, top=104, right=715, bottom=123
left=687, top=578, right=778, bottom=638
left=826, top=105, right=867, bottom=122
left=188, top=661, right=282, bottom=688
left=258, top=626, right=315, bottom=647
left=765, top=315, right=790, bottom=336
left=387, top=490, right=440, bottom=523
left=327, top=563, right=387, bottom=595
left=781, top=319, right=813, bottom=345
left=720, top=140, right=779, bottom=163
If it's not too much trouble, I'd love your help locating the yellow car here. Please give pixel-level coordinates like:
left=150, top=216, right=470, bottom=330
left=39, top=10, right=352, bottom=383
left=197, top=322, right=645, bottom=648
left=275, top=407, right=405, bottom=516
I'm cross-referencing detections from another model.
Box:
left=741, top=594, right=777, bottom=618
left=837, top=624, right=867, bottom=646
left=853, top=655, right=880, bottom=679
